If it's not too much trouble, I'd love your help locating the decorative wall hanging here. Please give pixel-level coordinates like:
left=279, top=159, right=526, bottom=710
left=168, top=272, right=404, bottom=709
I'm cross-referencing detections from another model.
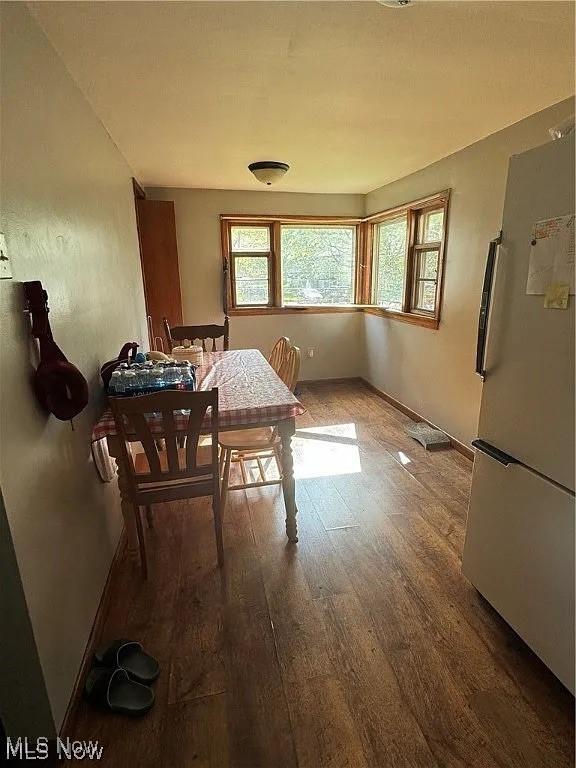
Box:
left=24, top=280, right=89, bottom=421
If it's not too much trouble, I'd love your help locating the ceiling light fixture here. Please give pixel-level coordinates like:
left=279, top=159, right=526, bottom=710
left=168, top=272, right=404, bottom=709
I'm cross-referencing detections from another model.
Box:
left=248, top=161, right=290, bottom=186
left=378, top=0, right=413, bottom=7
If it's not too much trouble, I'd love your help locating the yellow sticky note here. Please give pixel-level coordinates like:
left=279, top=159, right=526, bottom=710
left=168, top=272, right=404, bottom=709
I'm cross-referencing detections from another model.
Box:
left=544, top=282, right=570, bottom=309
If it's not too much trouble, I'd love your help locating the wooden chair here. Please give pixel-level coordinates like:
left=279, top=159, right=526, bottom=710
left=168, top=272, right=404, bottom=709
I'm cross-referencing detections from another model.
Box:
left=268, top=336, right=290, bottom=375
left=219, top=346, right=301, bottom=510
left=110, top=389, right=223, bottom=577
left=163, top=317, right=229, bottom=352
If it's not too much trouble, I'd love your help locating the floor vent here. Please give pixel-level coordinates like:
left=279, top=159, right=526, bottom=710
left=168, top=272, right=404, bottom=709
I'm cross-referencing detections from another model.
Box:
left=405, top=422, right=451, bottom=449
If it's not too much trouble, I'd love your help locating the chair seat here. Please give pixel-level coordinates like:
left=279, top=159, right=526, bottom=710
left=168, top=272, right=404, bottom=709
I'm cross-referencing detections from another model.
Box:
left=134, top=443, right=212, bottom=476
left=218, top=427, right=279, bottom=451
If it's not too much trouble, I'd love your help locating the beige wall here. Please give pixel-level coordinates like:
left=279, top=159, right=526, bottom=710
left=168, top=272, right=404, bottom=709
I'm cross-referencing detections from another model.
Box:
left=150, top=98, right=574, bottom=428
left=363, top=98, right=575, bottom=447
left=0, top=3, right=147, bottom=730
left=1, top=1, right=572, bottom=735
left=150, top=99, right=574, bottom=433
left=147, top=188, right=366, bottom=379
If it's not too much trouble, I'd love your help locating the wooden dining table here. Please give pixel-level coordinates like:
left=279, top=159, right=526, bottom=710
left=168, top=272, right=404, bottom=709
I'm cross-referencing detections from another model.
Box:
left=92, top=349, right=306, bottom=553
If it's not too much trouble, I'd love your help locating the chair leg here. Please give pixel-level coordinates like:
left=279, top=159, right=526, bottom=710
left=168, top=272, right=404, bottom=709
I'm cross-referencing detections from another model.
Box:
left=256, top=455, right=266, bottom=482
left=134, top=506, right=148, bottom=579
left=212, top=494, right=224, bottom=567
left=239, top=454, right=249, bottom=485
left=221, top=448, right=232, bottom=515
left=219, top=445, right=226, bottom=480
left=145, top=505, right=154, bottom=529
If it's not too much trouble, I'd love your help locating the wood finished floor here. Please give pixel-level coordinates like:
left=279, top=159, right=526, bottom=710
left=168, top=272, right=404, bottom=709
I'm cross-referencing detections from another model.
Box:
left=71, top=381, right=574, bottom=767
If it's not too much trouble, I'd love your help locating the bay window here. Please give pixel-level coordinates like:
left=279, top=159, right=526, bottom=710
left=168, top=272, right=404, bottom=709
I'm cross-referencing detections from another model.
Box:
left=222, top=190, right=449, bottom=327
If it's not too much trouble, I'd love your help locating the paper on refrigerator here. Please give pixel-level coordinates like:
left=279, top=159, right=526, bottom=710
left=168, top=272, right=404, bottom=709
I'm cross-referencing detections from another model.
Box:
left=526, top=214, right=575, bottom=295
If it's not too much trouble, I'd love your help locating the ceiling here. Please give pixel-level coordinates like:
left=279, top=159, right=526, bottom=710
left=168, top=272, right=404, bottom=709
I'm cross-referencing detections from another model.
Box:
left=31, top=1, right=574, bottom=194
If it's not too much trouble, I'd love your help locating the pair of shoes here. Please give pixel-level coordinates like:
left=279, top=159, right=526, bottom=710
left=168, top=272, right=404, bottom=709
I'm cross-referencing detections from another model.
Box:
left=84, top=640, right=160, bottom=716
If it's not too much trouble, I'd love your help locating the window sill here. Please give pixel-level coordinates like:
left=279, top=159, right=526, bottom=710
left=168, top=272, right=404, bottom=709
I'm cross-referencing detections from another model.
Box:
left=229, top=305, right=439, bottom=327
left=229, top=306, right=362, bottom=316
left=362, top=306, right=439, bottom=329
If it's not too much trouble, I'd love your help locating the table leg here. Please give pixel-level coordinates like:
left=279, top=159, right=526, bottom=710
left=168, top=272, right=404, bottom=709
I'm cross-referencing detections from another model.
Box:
left=278, top=418, right=298, bottom=542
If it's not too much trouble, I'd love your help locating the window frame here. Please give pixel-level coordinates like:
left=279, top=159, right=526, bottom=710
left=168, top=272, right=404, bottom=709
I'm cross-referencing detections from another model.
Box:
left=369, top=211, right=410, bottom=313
left=280, top=221, right=359, bottom=308
left=228, top=223, right=275, bottom=308
left=222, top=216, right=364, bottom=315
left=220, top=190, right=449, bottom=328
left=362, top=191, right=450, bottom=329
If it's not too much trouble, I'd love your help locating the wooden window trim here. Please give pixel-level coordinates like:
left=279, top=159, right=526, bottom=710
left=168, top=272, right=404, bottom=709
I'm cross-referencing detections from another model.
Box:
left=221, top=213, right=363, bottom=224
left=362, top=305, right=440, bottom=329
left=362, top=190, right=450, bottom=327
left=222, top=216, right=362, bottom=313
left=220, top=190, right=449, bottom=324
left=228, top=305, right=362, bottom=316
left=230, top=252, right=274, bottom=308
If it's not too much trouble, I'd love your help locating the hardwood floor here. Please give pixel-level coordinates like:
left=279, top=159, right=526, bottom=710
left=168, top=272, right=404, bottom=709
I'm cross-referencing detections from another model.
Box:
left=69, top=381, right=574, bottom=767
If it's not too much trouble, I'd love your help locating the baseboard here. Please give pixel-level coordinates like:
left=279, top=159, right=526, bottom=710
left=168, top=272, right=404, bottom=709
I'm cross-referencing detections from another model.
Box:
left=359, top=378, right=475, bottom=461
left=59, top=528, right=127, bottom=737
left=298, top=376, right=363, bottom=386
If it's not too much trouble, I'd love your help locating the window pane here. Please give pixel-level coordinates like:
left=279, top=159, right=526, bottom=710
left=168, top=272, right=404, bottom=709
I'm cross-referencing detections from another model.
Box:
left=281, top=226, right=356, bottom=305
left=230, top=226, right=270, bottom=252
left=234, top=256, right=269, bottom=305
left=418, top=249, right=439, bottom=279
left=420, top=209, right=444, bottom=243
left=414, top=280, right=437, bottom=312
left=373, top=216, right=407, bottom=310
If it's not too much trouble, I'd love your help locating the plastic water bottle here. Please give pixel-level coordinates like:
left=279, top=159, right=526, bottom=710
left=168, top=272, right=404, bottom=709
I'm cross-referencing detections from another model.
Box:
left=180, top=365, right=193, bottom=390
left=162, top=363, right=174, bottom=386
left=124, top=370, right=136, bottom=394
left=151, top=366, right=165, bottom=391
left=109, top=370, right=122, bottom=395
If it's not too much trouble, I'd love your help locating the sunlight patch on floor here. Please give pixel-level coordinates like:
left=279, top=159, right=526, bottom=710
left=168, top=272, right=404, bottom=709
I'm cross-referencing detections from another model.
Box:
left=293, top=423, right=362, bottom=479
left=297, top=423, right=358, bottom=440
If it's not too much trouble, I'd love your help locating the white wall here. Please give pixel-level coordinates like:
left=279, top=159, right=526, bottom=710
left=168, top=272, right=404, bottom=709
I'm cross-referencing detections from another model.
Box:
left=363, top=98, right=575, bottom=446
left=146, top=187, right=366, bottom=379
left=0, top=4, right=147, bottom=729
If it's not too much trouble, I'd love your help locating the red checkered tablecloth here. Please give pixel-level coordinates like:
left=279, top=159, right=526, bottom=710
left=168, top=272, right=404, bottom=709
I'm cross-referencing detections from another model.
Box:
left=92, top=349, right=305, bottom=442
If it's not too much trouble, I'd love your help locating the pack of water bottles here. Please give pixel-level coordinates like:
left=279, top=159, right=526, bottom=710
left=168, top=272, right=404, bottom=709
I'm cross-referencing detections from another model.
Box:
left=108, top=360, right=197, bottom=397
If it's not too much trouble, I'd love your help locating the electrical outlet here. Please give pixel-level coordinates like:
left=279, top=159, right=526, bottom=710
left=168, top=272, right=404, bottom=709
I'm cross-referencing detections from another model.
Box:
left=307, top=347, right=315, bottom=358
left=0, top=233, right=12, bottom=279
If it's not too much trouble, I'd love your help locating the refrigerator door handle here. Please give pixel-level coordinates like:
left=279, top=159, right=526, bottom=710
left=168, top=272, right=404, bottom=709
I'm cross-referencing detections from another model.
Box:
left=472, top=439, right=519, bottom=466
left=475, top=231, right=502, bottom=381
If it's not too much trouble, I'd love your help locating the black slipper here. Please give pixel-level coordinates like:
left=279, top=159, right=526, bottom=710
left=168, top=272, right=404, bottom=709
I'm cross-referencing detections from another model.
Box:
left=94, top=639, right=160, bottom=684
left=84, top=667, right=154, bottom=716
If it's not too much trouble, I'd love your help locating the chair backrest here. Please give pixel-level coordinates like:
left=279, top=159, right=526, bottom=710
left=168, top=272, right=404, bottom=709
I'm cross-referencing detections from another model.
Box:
left=164, top=317, right=229, bottom=352
left=268, top=336, right=290, bottom=374
left=278, top=345, right=300, bottom=392
left=110, top=389, right=219, bottom=491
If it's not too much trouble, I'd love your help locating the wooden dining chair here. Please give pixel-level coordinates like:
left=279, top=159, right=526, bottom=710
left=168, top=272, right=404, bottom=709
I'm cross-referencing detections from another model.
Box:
left=268, top=336, right=290, bottom=375
left=219, top=346, right=301, bottom=510
left=163, top=317, right=229, bottom=352
left=110, top=388, right=223, bottom=577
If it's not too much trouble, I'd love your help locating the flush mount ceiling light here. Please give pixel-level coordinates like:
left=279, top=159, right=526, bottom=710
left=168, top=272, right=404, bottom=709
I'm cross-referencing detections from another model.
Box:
left=248, top=161, right=290, bottom=186
left=377, top=0, right=413, bottom=7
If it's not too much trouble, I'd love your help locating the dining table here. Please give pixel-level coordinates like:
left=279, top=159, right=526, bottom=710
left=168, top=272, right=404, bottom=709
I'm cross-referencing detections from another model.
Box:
left=92, top=348, right=306, bottom=554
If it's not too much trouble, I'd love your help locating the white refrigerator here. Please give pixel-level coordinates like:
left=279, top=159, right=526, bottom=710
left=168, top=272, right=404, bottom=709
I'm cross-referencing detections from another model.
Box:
left=462, top=134, right=575, bottom=693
